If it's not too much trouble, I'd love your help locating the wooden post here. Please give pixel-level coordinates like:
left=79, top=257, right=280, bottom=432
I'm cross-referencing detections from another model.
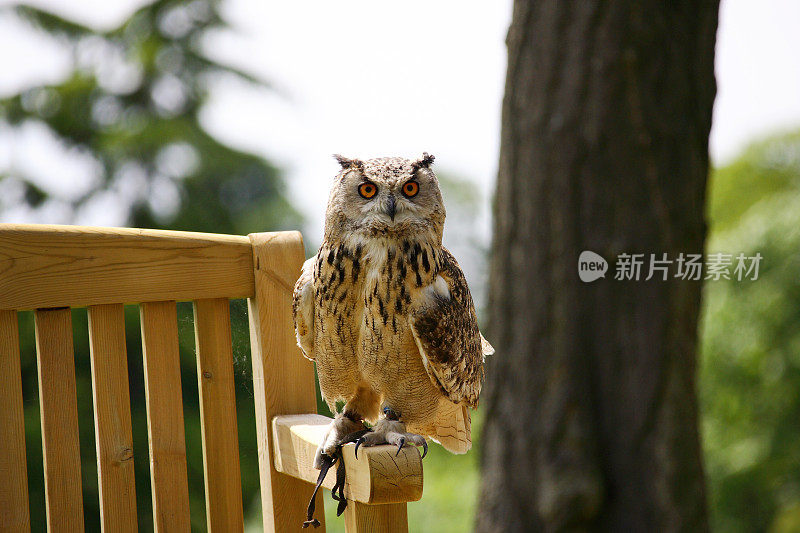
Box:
left=248, top=232, right=324, bottom=533
left=344, top=502, right=409, bottom=533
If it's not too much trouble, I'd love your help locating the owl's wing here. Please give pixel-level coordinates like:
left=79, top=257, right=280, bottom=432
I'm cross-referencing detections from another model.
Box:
left=292, top=256, right=316, bottom=361
left=409, top=248, right=492, bottom=408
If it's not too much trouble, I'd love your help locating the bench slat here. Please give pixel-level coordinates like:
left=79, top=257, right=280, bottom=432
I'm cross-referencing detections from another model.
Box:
left=0, top=224, right=254, bottom=310
left=35, top=308, right=84, bottom=532
left=140, top=301, right=191, bottom=532
left=88, top=304, right=137, bottom=532
left=193, top=298, right=244, bottom=532
left=0, top=310, right=31, bottom=532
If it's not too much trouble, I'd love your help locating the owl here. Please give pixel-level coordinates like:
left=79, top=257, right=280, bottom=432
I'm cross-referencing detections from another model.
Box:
left=292, top=153, right=493, bottom=469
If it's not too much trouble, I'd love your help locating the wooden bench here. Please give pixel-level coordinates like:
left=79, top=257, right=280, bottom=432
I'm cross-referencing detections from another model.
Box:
left=0, top=224, right=422, bottom=532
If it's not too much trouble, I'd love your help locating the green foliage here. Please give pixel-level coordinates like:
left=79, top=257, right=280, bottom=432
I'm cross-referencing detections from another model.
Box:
left=701, top=130, right=800, bottom=532
left=1, top=0, right=301, bottom=233
left=706, top=131, right=800, bottom=233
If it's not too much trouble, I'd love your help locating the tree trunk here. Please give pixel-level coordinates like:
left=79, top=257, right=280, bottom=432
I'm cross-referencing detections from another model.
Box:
left=478, top=2, right=719, bottom=531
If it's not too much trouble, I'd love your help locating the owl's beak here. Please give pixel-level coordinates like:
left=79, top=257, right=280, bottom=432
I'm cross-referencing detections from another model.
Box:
left=386, top=193, right=397, bottom=221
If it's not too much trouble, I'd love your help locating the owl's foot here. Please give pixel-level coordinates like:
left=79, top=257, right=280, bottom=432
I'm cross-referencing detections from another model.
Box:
left=354, top=407, right=428, bottom=459
left=314, top=412, right=368, bottom=469
left=304, top=413, right=369, bottom=527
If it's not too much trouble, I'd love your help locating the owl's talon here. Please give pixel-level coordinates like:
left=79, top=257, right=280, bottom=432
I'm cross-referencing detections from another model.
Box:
left=354, top=437, right=366, bottom=460
left=420, top=440, right=428, bottom=459
left=395, top=437, right=405, bottom=456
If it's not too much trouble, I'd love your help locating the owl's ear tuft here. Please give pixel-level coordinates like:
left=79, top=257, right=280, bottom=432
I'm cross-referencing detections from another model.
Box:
left=333, top=154, right=364, bottom=171
left=411, top=152, right=435, bottom=172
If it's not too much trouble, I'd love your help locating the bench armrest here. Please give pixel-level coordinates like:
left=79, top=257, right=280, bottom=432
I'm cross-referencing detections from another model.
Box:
left=272, top=414, right=423, bottom=504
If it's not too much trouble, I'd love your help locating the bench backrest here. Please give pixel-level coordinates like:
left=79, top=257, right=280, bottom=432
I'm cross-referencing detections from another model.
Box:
left=0, top=224, right=322, bottom=532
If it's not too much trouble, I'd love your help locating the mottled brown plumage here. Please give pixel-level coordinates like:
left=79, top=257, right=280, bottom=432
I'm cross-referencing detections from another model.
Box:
left=293, top=154, right=493, bottom=456
left=410, top=248, right=485, bottom=408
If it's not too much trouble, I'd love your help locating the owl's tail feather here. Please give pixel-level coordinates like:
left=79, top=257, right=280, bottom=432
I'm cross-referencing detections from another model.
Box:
left=430, top=402, right=472, bottom=454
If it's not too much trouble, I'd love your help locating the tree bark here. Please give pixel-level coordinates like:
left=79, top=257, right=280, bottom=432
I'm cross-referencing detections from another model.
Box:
left=478, top=2, right=719, bottom=531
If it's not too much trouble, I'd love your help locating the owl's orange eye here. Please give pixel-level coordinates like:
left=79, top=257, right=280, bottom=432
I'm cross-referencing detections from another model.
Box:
left=358, top=182, right=377, bottom=199
left=402, top=181, right=419, bottom=198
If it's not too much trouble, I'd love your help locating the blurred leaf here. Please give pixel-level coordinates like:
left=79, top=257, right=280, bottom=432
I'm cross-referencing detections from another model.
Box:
left=13, top=5, right=95, bottom=38
left=23, top=181, right=47, bottom=206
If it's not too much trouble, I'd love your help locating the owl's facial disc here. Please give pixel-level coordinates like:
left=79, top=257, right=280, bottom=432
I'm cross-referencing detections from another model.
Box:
left=353, top=184, right=412, bottom=233
left=353, top=175, right=440, bottom=238
left=325, top=156, right=445, bottom=242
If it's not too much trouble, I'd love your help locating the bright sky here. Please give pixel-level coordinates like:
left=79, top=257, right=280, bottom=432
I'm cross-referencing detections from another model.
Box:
left=1, top=0, right=799, bottom=237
